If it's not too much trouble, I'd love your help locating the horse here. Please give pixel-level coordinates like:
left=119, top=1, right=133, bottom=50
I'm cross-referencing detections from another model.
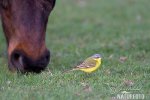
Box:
left=0, top=0, right=56, bottom=73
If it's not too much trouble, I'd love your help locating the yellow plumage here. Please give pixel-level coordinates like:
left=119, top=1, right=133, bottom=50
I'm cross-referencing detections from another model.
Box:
left=78, top=58, right=101, bottom=73
left=64, top=54, right=102, bottom=73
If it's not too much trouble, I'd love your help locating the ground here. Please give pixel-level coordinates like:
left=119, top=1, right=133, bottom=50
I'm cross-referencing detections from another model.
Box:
left=0, top=0, right=150, bottom=100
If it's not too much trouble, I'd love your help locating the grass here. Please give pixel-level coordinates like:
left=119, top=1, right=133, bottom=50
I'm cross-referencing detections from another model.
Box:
left=0, top=0, right=150, bottom=99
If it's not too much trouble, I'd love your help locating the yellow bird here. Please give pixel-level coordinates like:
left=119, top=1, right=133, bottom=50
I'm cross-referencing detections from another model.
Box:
left=64, top=54, right=102, bottom=73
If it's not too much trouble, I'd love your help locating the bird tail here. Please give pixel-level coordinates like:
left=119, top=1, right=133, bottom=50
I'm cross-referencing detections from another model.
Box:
left=63, top=68, right=78, bottom=74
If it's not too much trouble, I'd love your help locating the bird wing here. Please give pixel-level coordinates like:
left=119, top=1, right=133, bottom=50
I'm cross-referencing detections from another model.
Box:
left=76, top=57, right=96, bottom=69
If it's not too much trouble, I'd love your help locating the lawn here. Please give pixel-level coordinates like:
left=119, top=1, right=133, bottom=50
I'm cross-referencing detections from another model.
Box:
left=0, top=0, right=150, bottom=100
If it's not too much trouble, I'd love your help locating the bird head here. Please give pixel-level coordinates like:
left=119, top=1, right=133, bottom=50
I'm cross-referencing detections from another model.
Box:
left=92, top=54, right=102, bottom=59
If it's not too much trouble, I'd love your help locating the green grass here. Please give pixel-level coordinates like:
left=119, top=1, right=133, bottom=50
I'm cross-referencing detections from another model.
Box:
left=0, top=0, right=150, bottom=99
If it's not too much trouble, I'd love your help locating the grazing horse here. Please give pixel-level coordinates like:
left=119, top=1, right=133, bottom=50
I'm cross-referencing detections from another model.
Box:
left=0, top=0, right=56, bottom=73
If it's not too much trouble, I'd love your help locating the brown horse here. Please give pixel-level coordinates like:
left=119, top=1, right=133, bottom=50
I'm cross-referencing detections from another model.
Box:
left=0, top=0, right=56, bottom=73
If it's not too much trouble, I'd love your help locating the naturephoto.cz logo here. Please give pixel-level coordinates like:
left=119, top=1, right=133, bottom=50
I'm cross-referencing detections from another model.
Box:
left=106, top=80, right=146, bottom=100
left=112, top=91, right=145, bottom=100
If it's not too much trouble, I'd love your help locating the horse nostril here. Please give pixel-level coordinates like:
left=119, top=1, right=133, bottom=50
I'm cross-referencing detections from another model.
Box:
left=11, top=50, right=24, bottom=71
left=13, top=52, right=21, bottom=61
left=39, top=51, right=50, bottom=66
left=10, top=50, right=50, bottom=73
left=37, top=50, right=50, bottom=67
left=45, top=51, right=50, bottom=62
